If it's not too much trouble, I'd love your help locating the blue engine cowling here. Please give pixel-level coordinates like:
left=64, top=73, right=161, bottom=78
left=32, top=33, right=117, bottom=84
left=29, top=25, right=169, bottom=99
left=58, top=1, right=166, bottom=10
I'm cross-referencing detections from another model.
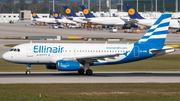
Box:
left=56, top=60, right=82, bottom=71
left=46, top=64, right=56, bottom=69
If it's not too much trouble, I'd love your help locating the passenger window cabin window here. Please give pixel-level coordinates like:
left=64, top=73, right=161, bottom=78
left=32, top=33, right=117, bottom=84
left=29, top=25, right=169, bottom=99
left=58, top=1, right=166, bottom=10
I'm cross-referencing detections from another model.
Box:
left=9, top=16, right=11, bottom=17
left=14, top=49, right=16, bottom=51
left=3, top=16, right=6, bottom=18
left=17, top=49, right=20, bottom=52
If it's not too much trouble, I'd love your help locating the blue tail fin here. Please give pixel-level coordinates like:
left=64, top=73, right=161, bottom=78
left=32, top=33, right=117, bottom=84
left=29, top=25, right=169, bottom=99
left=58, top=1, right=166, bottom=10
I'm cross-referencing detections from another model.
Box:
left=31, top=11, right=39, bottom=18
left=79, top=5, right=95, bottom=18
left=53, top=11, right=62, bottom=19
left=63, top=5, right=79, bottom=17
left=137, top=14, right=172, bottom=46
left=126, top=4, right=144, bottom=19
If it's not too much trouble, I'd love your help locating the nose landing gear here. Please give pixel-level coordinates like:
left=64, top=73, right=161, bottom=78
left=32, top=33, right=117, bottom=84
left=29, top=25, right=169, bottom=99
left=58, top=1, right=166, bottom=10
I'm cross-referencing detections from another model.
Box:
left=26, top=64, right=31, bottom=75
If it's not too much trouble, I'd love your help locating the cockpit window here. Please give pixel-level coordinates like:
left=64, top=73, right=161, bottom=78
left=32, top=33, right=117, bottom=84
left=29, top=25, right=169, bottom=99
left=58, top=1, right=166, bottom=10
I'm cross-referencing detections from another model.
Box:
left=10, top=49, right=13, bottom=51
left=9, top=48, right=20, bottom=52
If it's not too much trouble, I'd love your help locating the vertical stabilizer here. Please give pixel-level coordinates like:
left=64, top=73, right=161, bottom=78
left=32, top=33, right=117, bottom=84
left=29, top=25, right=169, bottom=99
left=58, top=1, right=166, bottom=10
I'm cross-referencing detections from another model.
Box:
left=63, top=5, right=79, bottom=17
left=31, top=11, right=39, bottom=18
left=126, top=4, right=144, bottom=19
left=137, top=14, right=172, bottom=46
left=53, top=11, right=62, bottom=19
left=79, top=5, right=95, bottom=18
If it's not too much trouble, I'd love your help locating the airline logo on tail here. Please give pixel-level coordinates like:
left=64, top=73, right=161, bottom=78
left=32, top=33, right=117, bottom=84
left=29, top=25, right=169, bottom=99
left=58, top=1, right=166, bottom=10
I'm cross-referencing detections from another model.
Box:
left=54, top=13, right=58, bottom=18
left=128, top=8, right=135, bottom=15
left=32, top=13, right=36, bottom=17
left=66, top=8, right=71, bottom=14
left=83, top=9, right=89, bottom=15
left=137, top=14, right=172, bottom=46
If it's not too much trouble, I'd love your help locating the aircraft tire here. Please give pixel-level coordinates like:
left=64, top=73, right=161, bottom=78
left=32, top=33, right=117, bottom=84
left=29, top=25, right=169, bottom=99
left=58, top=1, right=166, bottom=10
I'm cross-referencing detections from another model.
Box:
left=78, top=69, right=84, bottom=75
left=86, top=69, right=93, bottom=75
left=26, top=70, right=31, bottom=75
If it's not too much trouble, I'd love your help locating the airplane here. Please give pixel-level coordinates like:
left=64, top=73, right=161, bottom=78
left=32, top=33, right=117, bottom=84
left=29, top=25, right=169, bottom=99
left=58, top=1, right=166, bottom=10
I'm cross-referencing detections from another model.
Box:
left=63, top=5, right=87, bottom=24
left=31, top=11, right=56, bottom=24
left=2, top=14, right=174, bottom=75
left=79, top=5, right=125, bottom=26
left=126, top=4, right=180, bottom=29
left=53, top=11, right=77, bottom=24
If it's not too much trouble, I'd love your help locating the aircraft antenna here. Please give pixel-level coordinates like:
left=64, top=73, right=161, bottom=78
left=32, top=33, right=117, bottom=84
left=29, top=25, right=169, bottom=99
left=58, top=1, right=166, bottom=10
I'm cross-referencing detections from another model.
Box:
left=105, top=41, right=107, bottom=44
left=30, top=41, right=32, bottom=43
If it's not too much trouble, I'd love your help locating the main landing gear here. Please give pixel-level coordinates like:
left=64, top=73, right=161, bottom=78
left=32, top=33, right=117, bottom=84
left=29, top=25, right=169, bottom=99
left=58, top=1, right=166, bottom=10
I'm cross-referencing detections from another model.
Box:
left=26, top=64, right=31, bottom=75
left=78, top=63, right=93, bottom=75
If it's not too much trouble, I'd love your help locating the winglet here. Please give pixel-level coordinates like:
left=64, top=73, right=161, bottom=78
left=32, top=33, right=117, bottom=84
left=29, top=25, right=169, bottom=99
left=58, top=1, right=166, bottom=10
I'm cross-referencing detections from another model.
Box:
left=79, top=5, right=95, bottom=18
left=63, top=5, right=79, bottom=17
left=31, top=11, right=39, bottom=18
left=53, top=11, right=62, bottom=19
left=126, top=4, right=144, bottom=19
left=137, top=14, right=172, bottom=46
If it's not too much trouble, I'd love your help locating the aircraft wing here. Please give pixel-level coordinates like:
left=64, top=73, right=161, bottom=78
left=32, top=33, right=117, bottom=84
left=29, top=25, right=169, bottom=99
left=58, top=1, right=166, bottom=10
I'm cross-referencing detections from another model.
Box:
left=83, top=18, right=91, bottom=22
left=76, top=53, right=123, bottom=63
left=50, top=53, right=124, bottom=63
left=66, top=17, right=73, bottom=20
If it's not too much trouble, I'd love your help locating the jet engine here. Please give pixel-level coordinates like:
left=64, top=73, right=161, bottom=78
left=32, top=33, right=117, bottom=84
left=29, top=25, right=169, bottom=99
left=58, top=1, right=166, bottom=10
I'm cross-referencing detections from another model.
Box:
left=56, top=60, right=83, bottom=71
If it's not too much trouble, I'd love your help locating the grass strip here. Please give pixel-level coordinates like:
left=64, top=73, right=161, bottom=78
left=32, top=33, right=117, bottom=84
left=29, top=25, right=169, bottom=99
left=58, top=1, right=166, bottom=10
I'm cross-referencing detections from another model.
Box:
left=0, top=83, right=180, bottom=101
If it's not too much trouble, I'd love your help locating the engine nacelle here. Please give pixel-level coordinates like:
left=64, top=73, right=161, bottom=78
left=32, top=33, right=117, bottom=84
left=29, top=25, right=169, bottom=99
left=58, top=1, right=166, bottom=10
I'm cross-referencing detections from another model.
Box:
left=56, top=60, right=83, bottom=71
left=46, top=64, right=56, bottom=69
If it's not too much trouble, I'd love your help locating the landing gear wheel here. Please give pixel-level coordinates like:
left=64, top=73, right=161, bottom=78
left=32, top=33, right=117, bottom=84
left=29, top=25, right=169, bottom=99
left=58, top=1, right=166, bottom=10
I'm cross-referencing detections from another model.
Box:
left=86, top=69, right=93, bottom=75
left=78, top=69, right=84, bottom=75
left=26, top=70, right=31, bottom=75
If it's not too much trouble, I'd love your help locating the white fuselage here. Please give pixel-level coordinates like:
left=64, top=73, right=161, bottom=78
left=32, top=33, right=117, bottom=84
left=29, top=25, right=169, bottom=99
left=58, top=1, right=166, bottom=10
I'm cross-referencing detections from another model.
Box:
left=33, top=18, right=56, bottom=23
left=55, top=18, right=77, bottom=24
left=85, top=17, right=125, bottom=26
left=2, top=43, right=133, bottom=64
left=137, top=19, right=180, bottom=29
left=67, top=17, right=87, bottom=24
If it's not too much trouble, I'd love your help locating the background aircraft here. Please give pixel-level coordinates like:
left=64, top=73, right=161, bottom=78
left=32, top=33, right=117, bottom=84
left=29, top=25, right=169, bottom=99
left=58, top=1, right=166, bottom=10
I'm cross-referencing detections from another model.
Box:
left=53, top=11, right=77, bottom=24
left=80, top=5, right=125, bottom=26
left=2, top=14, right=174, bottom=75
left=63, top=5, right=87, bottom=24
left=31, top=11, right=56, bottom=24
left=126, top=4, right=180, bottom=29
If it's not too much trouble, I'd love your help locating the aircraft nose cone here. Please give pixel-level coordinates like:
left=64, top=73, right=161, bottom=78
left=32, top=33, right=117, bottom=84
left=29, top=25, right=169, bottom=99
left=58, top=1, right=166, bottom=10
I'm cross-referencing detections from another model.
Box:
left=2, top=52, right=10, bottom=61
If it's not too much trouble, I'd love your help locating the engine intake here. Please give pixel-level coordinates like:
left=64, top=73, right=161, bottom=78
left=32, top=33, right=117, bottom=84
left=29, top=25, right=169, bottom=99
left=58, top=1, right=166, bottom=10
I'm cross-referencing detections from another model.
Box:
left=56, top=60, right=83, bottom=71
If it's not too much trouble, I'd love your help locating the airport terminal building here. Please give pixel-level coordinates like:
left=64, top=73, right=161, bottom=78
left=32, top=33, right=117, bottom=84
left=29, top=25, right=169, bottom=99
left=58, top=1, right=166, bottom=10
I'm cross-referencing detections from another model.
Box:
left=118, top=0, right=180, bottom=12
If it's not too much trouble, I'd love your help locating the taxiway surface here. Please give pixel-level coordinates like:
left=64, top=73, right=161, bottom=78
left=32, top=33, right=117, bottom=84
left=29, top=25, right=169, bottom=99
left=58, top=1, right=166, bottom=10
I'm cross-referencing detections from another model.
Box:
left=0, top=72, right=180, bottom=83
